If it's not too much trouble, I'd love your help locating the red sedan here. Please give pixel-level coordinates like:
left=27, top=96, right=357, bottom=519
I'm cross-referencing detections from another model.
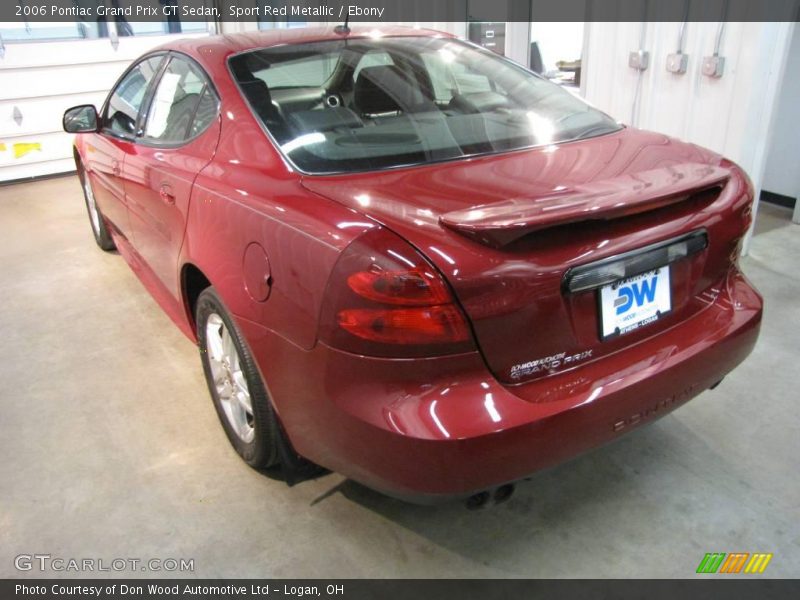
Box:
left=63, top=26, right=761, bottom=505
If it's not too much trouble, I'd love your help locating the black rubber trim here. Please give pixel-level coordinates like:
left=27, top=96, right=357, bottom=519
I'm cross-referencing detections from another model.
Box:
left=563, top=229, right=708, bottom=294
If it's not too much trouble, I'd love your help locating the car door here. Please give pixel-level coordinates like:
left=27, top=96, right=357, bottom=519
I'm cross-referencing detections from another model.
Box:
left=88, top=55, right=166, bottom=241
left=123, top=54, right=220, bottom=301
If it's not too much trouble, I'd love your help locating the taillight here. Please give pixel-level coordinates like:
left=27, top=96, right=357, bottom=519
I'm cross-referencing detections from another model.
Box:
left=338, top=306, right=469, bottom=345
left=319, top=228, right=474, bottom=357
left=346, top=268, right=451, bottom=306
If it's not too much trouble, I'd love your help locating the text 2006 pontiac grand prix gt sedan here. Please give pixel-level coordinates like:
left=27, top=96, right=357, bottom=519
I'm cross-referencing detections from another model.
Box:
left=63, top=26, right=762, bottom=505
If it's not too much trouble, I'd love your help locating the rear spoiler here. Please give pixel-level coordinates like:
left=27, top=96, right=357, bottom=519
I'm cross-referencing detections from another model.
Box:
left=439, top=163, right=730, bottom=247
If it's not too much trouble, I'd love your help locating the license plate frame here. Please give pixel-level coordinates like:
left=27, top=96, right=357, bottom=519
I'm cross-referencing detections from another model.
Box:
left=598, top=266, right=672, bottom=340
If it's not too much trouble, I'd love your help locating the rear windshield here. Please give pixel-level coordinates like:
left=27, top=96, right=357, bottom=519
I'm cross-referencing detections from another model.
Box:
left=228, top=36, right=621, bottom=174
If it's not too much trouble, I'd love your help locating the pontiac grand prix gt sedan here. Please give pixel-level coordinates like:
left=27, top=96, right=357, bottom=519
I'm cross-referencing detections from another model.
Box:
left=63, top=26, right=762, bottom=505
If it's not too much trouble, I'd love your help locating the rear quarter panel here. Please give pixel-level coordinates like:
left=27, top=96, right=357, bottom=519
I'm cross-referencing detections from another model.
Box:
left=179, top=69, right=373, bottom=351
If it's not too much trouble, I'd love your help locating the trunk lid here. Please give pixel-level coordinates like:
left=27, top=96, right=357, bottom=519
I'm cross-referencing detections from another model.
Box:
left=439, top=162, right=729, bottom=248
left=301, top=128, right=753, bottom=385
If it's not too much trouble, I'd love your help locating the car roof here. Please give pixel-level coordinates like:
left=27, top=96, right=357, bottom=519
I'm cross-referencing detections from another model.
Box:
left=157, top=25, right=454, bottom=68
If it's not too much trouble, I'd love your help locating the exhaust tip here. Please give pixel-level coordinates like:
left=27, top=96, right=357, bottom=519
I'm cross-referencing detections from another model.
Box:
left=465, top=491, right=491, bottom=510
left=465, top=485, right=516, bottom=510
left=494, top=484, right=515, bottom=504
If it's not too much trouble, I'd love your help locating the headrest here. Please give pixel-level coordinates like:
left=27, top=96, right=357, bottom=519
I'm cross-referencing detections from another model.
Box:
left=237, top=78, right=275, bottom=123
left=238, top=78, right=271, bottom=103
left=230, top=57, right=273, bottom=113
left=354, top=65, right=415, bottom=115
left=448, top=91, right=510, bottom=114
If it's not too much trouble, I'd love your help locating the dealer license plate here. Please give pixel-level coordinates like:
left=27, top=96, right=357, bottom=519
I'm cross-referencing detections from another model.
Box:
left=599, top=267, right=672, bottom=339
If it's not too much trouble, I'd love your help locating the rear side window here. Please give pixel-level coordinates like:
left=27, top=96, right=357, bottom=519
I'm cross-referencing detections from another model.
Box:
left=104, top=56, right=164, bottom=137
left=144, top=56, right=216, bottom=144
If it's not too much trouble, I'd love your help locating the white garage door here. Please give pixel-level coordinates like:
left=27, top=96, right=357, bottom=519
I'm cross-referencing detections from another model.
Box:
left=0, top=19, right=213, bottom=182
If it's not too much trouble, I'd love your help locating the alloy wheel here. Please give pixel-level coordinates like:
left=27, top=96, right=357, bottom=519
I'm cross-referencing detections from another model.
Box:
left=83, top=177, right=101, bottom=236
left=205, top=313, right=255, bottom=443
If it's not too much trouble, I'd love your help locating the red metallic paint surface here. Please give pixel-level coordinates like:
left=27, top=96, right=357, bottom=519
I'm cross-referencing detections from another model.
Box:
left=123, top=113, right=220, bottom=303
left=84, top=134, right=135, bottom=240
left=73, top=26, right=763, bottom=500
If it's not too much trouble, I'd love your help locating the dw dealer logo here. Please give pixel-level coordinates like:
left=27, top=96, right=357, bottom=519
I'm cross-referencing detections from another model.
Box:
left=614, top=274, right=658, bottom=315
left=696, top=552, right=773, bottom=574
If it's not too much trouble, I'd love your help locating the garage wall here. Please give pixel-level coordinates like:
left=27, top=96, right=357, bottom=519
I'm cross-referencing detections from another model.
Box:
left=0, top=31, right=211, bottom=183
left=582, top=21, right=795, bottom=247
left=762, top=24, right=800, bottom=200
left=530, top=22, right=584, bottom=72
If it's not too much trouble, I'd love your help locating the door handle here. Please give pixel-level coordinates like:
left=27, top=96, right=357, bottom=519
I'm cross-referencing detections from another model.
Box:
left=159, top=185, right=176, bottom=205
left=112, top=159, right=121, bottom=176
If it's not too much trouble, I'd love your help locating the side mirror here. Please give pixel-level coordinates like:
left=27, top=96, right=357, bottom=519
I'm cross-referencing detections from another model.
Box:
left=63, top=105, right=99, bottom=133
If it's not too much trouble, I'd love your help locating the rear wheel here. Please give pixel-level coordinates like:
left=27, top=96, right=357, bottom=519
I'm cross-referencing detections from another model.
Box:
left=78, top=165, right=115, bottom=251
left=196, top=288, right=280, bottom=468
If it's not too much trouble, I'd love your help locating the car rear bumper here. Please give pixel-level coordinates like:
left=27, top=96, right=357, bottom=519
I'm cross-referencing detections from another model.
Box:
left=238, top=267, right=761, bottom=502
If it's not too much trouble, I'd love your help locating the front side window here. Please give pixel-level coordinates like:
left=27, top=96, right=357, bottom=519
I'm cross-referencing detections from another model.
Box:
left=144, top=57, right=216, bottom=144
left=103, top=56, right=164, bottom=138
left=229, top=36, right=621, bottom=174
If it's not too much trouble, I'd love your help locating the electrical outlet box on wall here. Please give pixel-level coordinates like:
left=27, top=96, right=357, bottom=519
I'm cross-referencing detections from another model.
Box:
left=666, top=52, right=689, bottom=74
left=629, top=50, right=650, bottom=71
left=702, top=56, right=725, bottom=78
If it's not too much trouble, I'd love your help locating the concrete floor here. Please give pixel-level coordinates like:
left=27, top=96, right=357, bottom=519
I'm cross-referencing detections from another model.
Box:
left=0, top=175, right=798, bottom=579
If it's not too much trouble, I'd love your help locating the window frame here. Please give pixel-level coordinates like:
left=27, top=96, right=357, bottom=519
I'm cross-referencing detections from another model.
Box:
left=100, top=52, right=169, bottom=142
left=137, top=53, right=221, bottom=149
left=99, top=51, right=220, bottom=149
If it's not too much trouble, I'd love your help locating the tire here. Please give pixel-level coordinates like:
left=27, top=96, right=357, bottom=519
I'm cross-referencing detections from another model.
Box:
left=196, top=287, right=281, bottom=469
left=78, top=164, right=115, bottom=251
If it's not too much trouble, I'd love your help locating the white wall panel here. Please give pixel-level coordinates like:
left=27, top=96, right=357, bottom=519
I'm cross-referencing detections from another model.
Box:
left=0, top=93, right=108, bottom=137
left=0, top=130, right=74, bottom=167
left=0, top=62, right=137, bottom=100
left=583, top=21, right=796, bottom=249
left=762, top=24, right=800, bottom=199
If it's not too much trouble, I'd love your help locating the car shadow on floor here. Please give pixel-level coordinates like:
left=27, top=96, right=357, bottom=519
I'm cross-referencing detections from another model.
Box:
left=304, top=415, right=727, bottom=569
